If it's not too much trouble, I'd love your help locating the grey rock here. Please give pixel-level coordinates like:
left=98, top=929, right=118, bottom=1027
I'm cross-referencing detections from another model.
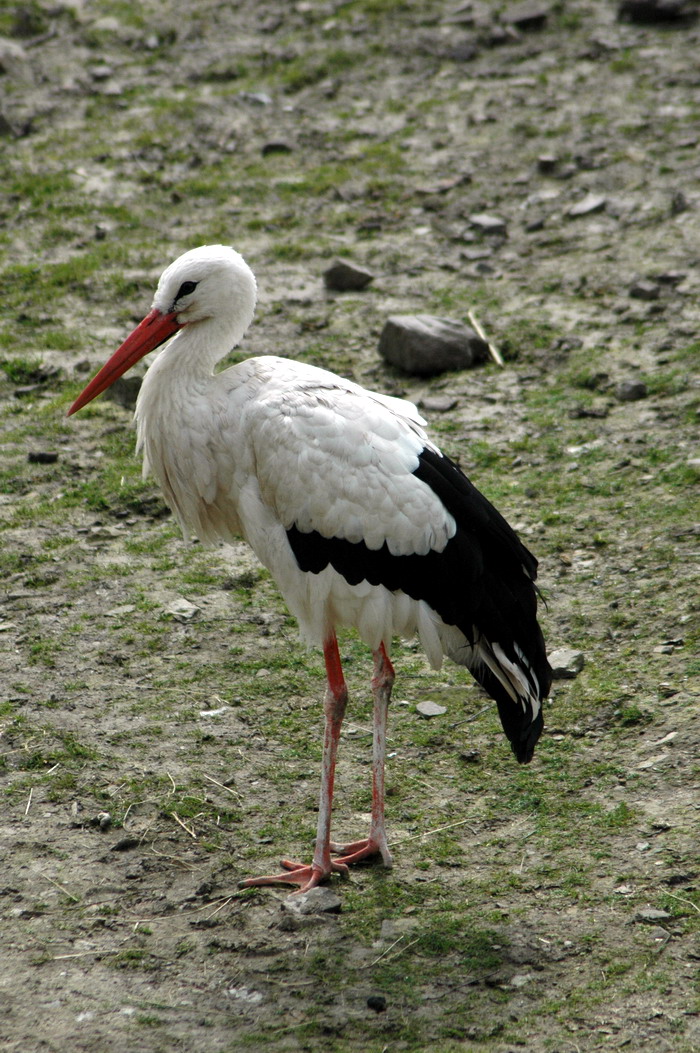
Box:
left=537, top=154, right=558, bottom=173
left=419, top=394, right=458, bottom=413
left=469, top=212, right=507, bottom=234
left=281, top=887, right=341, bottom=915
left=502, top=3, right=550, bottom=30
left=379, top=315, right=488, bottom=376
left=619, top=0, right=697, bottom=24
left=671, top=190, right=689, bottom=214
left=629, top=280, right=661, bottom=301
left=568, top=194, right=607, bottom=218
left=261, top=140, right=294, bottom=156
left=615, top=379, right=648, bottom=402
left=548, top=647, right=585, bottom=679
left=27, top=451, right=59, bottom=464
left=416, top=700, right=447, bottom=717
left=323, top=258, right=374, bottom=292
left=635, top=907, right=672, bottom=923
left=237, top=91, right=272, bottom=106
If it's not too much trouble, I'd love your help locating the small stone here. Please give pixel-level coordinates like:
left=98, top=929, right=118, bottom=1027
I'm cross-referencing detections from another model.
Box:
left=419, top=395, right=458, bottom=413
left=618, top=0, right=697, bottom=24
left=670, top=190, right=688, bottom=214
left=111, top=836, right=140, bottom=852
left=568, top=405, right=609, bottom=419
left=635, top=907, right=672, bottom=923
left=502, top=3, right=549, bottom=30
left=367, top=995, right=387, bottom=1013
left=323, top=258, right=374, bottom=292
left=27, top=451, right=59, bottom=464
left=164, top=598, right=200, bottom=622
left=379, top=315, right=488, bottom=376
left=629, top=280, right=660, bottom=301
left=416, top=700, right=447, bottom=717
left=281, top=887, right=341, bottom=915
left=548, top=647, right=584, bottom=679
left=237, top=91, right=272, bottom=106
left=89, top=64, right=115, bottom=81
left=568, top=194, right=607, bottom=218
left=537, top=154, right=558, bottom=173
left=509, top=971, right=536, bottom=987
left=227, top=986, right=264, bottom=1005
left=261, top=140, right=294, bottom=156
left=615, top=379, right=648, bottom=402
left=468, top=212, right=507, bottom=234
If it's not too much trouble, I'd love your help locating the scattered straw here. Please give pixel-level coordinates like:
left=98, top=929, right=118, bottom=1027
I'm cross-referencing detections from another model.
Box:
left=202, top=772, right=243, bottom=800
left=468, top=308, right=504, bottom=367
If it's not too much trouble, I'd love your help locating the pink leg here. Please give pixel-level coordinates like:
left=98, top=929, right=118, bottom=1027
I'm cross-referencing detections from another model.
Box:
left=330, top=642, right=395, bottom=868
left=239, top=634, right=350, bottom=893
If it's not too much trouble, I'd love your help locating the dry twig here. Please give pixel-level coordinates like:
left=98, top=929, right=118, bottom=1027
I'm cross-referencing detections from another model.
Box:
left=468, top=309, right=504, bottom=367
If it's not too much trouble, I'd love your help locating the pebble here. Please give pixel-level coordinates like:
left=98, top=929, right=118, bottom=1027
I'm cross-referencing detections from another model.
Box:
left=502, top=3, right=550, bottom=30
left=323, top=258, right=374, bottom=292
left=378, top=314, right=488, bottom=376
left=281, top=887, right=341, bottom=915
left=416, top=700, right=447, bottom=717
left=27, top=450, right=59, bottom=464
left=615, top=379, right=648, bottom=402
left=237, top=91, right=272, bottom=106
left=419, top=394, right=458, bottom=413
left=537, top=154, right=558, bottom=173
left=618, top=0, right=697, bottom=24
left=110, top=836, right=140, bottom=852
left=164, top=598, right=200, bottom=622
left=629, top=280, right=660, bottom=301
left=547, top=647, right=585, bottom=679
left=634, top=907, right=672, bottom=923
left=227, top=986, right=264, bottom=1005
left=468, top=212, right=507, bottom=234
left=568, top=194, right=607, bottom=218
left=261, top=140, right=293, bottom=156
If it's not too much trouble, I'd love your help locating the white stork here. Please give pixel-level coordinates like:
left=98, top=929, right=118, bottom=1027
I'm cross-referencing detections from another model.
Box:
left=68, top=245, right=551, bottom=893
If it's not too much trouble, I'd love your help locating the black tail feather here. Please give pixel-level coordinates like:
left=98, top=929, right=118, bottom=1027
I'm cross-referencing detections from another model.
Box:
left=470, top=661, right=545, bottom=764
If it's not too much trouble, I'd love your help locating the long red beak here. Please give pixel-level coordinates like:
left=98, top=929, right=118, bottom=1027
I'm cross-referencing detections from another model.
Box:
left=67, top=308, right=181, bottom=416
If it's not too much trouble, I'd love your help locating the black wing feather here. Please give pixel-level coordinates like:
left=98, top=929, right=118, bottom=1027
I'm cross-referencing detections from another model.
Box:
left=287, top=447, right=551, bottom=763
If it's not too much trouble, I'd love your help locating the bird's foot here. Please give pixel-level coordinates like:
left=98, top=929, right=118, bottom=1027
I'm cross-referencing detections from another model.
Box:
left=330, top=836, right=393, bottom=869
left=239, top=856, right=349, bottom=894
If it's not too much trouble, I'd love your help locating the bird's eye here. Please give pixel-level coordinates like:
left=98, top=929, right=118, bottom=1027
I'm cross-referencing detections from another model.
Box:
left=176, top=280, right=198, bottom=300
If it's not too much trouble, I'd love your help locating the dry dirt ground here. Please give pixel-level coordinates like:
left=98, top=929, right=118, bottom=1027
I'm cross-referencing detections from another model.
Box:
left=1, top=2, right=699, bottom=1051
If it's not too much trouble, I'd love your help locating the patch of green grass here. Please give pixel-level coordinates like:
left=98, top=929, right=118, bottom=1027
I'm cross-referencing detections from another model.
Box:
left=275, top=47, right=360, bottom=93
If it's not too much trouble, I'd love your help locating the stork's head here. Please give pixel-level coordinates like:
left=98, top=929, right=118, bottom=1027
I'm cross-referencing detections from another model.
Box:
left=153, top=244, right=257, bottom=330
left=67, top=245, right=257, bottom=415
